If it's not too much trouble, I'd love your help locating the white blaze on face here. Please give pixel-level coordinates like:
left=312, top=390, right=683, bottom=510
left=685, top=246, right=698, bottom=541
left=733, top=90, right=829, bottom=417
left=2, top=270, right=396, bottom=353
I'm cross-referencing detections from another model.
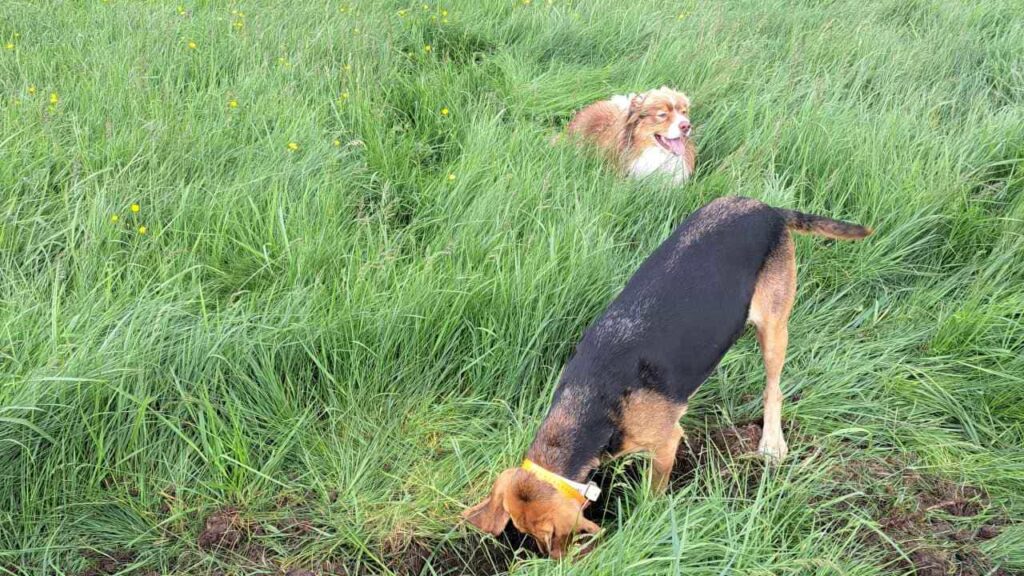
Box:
left=665, top=110, right=691, bottom=139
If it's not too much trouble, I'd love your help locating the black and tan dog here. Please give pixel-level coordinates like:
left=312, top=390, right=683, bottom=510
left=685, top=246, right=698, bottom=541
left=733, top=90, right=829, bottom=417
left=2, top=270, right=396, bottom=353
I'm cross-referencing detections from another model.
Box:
left=463, top=196, right=872, bottom=558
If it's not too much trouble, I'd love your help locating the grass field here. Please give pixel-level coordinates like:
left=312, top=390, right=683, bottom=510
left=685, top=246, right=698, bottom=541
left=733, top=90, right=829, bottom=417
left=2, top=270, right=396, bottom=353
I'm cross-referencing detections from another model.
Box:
left=2, top=0, right=1024, bottom=574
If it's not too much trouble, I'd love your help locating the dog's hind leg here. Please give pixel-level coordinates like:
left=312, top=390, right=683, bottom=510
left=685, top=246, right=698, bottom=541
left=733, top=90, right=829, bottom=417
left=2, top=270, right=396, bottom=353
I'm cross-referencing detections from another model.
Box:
left=748, top=232, right=797, bottom=462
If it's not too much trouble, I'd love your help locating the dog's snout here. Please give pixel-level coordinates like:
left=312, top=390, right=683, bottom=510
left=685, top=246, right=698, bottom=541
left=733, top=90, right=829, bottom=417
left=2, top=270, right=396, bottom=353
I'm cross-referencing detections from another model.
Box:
left=678, top=119, right=691, bottom=135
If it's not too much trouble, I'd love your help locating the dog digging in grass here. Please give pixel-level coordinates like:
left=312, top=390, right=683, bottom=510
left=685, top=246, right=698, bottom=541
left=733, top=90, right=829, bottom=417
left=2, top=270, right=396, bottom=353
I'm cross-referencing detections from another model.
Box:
left=463, top=196, right=872, bottom=558
left=565, top=86, right=696, bottom=183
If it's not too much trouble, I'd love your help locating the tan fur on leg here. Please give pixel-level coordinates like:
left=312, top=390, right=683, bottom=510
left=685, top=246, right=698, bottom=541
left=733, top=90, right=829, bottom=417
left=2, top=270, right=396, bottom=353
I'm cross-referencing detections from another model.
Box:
left=748, top=233, right=797, bottom=462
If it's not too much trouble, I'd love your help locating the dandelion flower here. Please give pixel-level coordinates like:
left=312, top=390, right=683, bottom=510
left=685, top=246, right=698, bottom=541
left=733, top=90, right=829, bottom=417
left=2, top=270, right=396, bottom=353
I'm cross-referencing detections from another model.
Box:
left=27, top=84, right=36, bottom=95
left=138, top=225, right=147, bottom=235
left=110, top=214, right=120, bottom=223
left=398, top=9, right=407, bottom=17
left=340, top=91, right=350, bottom=100
left=423, top=44, right=432, bottom=53
left=177, top=5, right=186, bottom=15
left=447, top=173, right=456, bottom=181
left=49, top=92, right=59, bottom=105
left=187, top=40, right=197, bottom=49
left=287, top=142, right=299, bottom=152
left=440, top=107, right=449, bottom=116
left=228, top=98, right=238, bottom=108
left=422, top=4, right=429, bottom=10
left=130, top=203, right=140, bottom=213
left=233, top=20, right=244, bottom=30
left=4, top=42, right=14, bottom=51
left=441, top=9, right=448, bottom=16
left=332, top=139, right=341, bottom=147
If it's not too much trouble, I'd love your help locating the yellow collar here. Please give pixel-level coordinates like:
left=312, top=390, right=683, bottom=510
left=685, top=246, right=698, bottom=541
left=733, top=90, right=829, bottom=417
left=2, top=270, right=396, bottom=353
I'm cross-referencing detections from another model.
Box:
left=521, top=459, right=601, bottom=505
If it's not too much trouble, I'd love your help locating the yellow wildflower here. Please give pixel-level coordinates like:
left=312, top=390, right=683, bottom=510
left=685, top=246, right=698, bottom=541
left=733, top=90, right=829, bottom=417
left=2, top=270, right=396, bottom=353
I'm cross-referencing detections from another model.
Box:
left=447, top=173, right=456, bottom=181
left=423, top=44, right=431, bottom=53
left=398, top=9, right=407, bottom=17
left=440, top=107, right=449, bottom=116
left=352, top=28, right=360, bottom=35
left=228, top=98, right=238, bottom=108
left=130, top=203, right=140, bottom=213
left=49, top=92, right=59, bottom=105
left=177, top=5, right=186, bottom=15
left=27, top=84, right=36, bottom=95
left=233, top=20, right=244, bottom=30
left=340, top=91, right=350, bottom=101
left=343, top=63, right=352, bottom=72
left=332, top=139, right=341, bottom=147
left=138, top=225, right=147, bottom=235
left=187, top=40, right=197, bottom=49
left=110, top=214, right=120, bottom=223
left=422, top=4, right=429, bottom=10
left=287, top=142, right=299, bottom=152
left=441, top=9, right=448, bottom=16
left=4, top=43, right=13, bottom=51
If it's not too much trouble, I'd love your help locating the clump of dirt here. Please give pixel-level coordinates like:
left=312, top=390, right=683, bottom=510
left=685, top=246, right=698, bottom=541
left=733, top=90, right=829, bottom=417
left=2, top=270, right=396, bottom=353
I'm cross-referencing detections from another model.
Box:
left=383, top=528, right=536, bottom=576
left=77, top=549, right=135, bottom=576
left=822, top=453, right=1009, bottom=575
left=670, top=422, right=766, bottom=487
left=198, top=507, right=255, bottom=551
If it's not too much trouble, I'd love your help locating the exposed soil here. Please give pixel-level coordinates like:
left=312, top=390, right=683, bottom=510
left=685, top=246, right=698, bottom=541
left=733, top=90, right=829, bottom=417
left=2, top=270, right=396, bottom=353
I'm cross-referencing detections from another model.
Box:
left=197, top=507, right=255, bottom=551
left=824, top=453, right=1009, bottom=576
left=80, top=425, right=1011, bottom=576
left=76, top=550, right=135, bottom=576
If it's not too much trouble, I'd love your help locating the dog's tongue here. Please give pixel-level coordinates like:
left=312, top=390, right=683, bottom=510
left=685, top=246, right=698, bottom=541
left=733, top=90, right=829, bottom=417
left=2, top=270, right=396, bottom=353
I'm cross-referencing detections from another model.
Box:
left=666, top=137, right=685, bottom=156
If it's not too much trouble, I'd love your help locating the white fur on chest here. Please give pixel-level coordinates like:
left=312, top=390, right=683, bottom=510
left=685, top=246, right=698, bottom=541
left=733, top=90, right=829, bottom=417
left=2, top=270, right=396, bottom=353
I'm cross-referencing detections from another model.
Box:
left=627, top=147, right=691, bottom=183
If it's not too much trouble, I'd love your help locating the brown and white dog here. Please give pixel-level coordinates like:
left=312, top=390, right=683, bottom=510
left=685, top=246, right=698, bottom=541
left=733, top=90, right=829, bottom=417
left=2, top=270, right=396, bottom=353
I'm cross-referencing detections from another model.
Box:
left=565, top=87, right=696, bottom=183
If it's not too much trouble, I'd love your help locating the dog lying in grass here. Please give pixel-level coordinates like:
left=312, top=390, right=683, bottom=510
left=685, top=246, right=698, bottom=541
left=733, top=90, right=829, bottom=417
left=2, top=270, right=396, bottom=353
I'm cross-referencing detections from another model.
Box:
left=463, top=196, right=872, bottom=558
left=565, top=86, right=697, bottom=183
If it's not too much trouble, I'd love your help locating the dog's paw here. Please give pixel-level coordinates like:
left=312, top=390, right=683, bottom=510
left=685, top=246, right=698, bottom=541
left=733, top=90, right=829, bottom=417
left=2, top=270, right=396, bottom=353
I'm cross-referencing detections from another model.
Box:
left=757, top=435, right=789, bottom=462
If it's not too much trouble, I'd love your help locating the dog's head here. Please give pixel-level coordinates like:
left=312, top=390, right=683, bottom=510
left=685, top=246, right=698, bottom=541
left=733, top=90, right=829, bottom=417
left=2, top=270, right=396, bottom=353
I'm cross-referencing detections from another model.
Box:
left=625, top=86, right=692, bottom=155
left=462, top=468, right=600, bottom=559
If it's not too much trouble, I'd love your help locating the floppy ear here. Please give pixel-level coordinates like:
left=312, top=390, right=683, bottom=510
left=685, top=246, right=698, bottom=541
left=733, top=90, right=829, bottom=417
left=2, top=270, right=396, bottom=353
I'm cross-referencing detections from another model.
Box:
left=461, top=468, right=516, bottom=536
left=628, top=92, right=647, bottom=114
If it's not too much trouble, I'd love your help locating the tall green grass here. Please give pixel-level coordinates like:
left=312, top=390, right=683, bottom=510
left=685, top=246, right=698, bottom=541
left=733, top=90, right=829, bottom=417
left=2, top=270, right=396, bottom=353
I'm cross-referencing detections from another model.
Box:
left=1, top=0, right=1022, bottom=573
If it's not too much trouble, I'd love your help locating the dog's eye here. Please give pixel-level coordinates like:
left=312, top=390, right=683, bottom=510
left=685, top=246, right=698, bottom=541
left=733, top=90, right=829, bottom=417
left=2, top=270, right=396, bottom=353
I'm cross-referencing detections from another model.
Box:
left=657, top=112, right=668, bottom=118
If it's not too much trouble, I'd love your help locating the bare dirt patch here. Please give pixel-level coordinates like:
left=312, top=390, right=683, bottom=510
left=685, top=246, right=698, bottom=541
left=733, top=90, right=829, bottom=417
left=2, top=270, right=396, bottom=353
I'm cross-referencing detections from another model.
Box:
left=821, top=453, right=1009, bottom=575
left=198, top=507, right=255, bottom=551
left=76, top=550, right=135, bottom=576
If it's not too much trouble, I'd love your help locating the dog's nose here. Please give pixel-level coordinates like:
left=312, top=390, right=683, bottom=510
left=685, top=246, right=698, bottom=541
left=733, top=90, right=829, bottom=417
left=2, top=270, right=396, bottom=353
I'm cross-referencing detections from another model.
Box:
left=679, top=119, right=691, bottom=134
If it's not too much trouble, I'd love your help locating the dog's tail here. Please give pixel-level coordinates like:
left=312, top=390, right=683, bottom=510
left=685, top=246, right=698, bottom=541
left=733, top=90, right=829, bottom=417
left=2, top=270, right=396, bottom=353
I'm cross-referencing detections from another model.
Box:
left=776, top=208, right=873, bottom=240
